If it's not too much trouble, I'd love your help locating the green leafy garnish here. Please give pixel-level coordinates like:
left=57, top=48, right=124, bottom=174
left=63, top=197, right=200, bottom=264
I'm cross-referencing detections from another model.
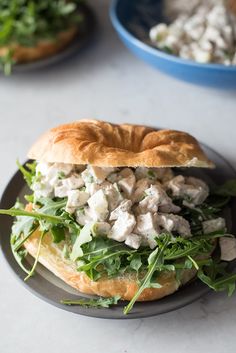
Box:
left=123, top=234, right=170, bottom=315
left=213, top=179, right=236, bottom=197
left=50, top=225, right=65, bottom=243
left=1, top=164, right=236, bottom=315
left=16, top=160, right=36, bottom=187
left=61, top=295, right=121, bottom=308
left=197, top=261, right=236, bottom=296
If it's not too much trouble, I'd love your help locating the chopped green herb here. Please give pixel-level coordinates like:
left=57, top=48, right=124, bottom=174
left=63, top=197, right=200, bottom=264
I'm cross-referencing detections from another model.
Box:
left=58, top=171, right=66, bottom=180
left=147, top=170, right=156, bottom=179
left=16, top=160, right=36, bottom=187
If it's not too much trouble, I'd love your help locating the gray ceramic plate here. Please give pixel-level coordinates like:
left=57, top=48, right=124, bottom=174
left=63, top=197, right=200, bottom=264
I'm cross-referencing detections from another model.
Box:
left=1, top=145, right=236, bottom=319
left=1, top=4, right=96, bottom=73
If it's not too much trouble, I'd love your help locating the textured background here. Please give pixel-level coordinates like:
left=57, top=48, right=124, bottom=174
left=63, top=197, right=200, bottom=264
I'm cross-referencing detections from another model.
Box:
left=0, top=1, right=236, bottom=352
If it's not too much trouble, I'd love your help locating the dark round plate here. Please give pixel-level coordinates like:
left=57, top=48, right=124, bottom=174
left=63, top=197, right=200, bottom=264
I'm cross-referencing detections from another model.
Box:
left=1, top=145, right=236, bottom=319
left=1, top=4, right=96, bottom=73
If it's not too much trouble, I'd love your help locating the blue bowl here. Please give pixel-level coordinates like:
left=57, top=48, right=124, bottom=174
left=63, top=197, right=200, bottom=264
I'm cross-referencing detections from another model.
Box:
left=110, top=0, right=236, bottom=87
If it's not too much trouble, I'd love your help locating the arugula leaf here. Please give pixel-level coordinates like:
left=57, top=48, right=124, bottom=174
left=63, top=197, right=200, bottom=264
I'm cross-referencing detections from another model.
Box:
left=187, top=255, right=199, bottom=270
left=213, top=179, right=236, bottom=197
left=11, top=245, right=30, bottom=275
left=128, top=254, right=142, bottom=272
left=206, top=194, right=231, bottom=208
left=61, top=295, right=120, bottom=308
left=16, top=160, right=36, bottom=187
left=7, top=201, right=38, bottom=251
left=36, top=197, right=67, bottom=215
left=24, top=194, right=34, bottom=203
left=123, top=234, right=170, bottom=315
left=178, top=201, right=222, bottom=235
left=50, top=225, right=65, bottom=243
left=78, top=249, right=134, bottom=275
left=11, top=213, right=36, bottom=240
left=0, top=208, right=64, bottom=224
left=155, top=234, right=214, bottom=261
left=197, top=265, right=236, bottom=296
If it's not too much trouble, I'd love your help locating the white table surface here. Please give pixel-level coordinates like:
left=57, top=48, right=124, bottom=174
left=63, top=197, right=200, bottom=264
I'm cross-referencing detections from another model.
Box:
left=1, top=1, right=236, bottom=352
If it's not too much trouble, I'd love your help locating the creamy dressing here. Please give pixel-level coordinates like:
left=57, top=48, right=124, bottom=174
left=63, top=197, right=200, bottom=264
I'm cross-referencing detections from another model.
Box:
left=32, top=162, right=213, bottom=249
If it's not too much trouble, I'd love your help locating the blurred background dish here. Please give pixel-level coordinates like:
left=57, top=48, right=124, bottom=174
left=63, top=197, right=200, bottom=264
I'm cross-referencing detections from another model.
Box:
left=110, top=0, right=236, bottom=87
left=149, top=1, right=236, bottom=66
left=0, top=1, right=96, bottom=75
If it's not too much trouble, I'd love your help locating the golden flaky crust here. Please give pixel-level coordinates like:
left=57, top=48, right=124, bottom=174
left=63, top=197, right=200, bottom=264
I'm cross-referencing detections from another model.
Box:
left=24, top=227, right=196, bottom=301
left=0, top=27, right=77, bottom=63
left=28, top=120, right=214, bottom=168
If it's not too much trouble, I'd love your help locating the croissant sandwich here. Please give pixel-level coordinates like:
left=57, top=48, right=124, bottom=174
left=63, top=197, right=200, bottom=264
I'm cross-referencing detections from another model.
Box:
left=1, top=120, right=236, bottom=314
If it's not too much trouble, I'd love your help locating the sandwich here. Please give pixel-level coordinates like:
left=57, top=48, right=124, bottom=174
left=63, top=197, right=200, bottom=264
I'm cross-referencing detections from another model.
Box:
left=0, top=0, right=85, bottom=75
left=1, top=119, right=236, bottom=314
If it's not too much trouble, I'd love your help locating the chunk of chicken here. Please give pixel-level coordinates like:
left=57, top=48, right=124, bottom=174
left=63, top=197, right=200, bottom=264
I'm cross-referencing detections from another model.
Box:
left=202, top=217, right=226, bottom=234
left=102, top=182, right=123, bottom=211
left=158, top=214, right=191, bottom=237
left=135, top=167, right=174, bottom=182
left=62, top=174, right=84, bottom=190
left=92, top=222, right=111, bottom=236
left=54, top=174, right=85, bottom=198
left=109, top=199, right=132, bottom=220
left=54, top=185, right=68, bottom=198
left=32, top=181, right=54, bottom=199
left=118, top=168, right=136, bottom=196
left=88, top=166, right=115, bottom=184
left=36, top=162, right=73, bottom=179
left=132, top=178, right=151, bottom=203
left=139, top=184, right=180, bottom=214
left=109, top=212, right=136, bottom=242
left=66, top=190, right=90, bottom=213
left=75, top=207, right=93, bottom=226
left=125, top=233, right=142, bottom=249
left=166, top=175, right=209, bottom=205
left=45, top=163, right=74, bottom=186
left=134, top=213, right=159, bottom=249
left=135, top=167, right=157, bottom=181
left=35, top=162, right=52, bottom=176
left=135, top=212, right=158, bottom=234
left=81, top=168, right=94, bottom=184
left=219, top=237, right=236, bottom=261
left=33, top=162, right=74, bottom=198
left=86, top=181, right=123, bottom=211
left=87, top=189, right=109, bottom=221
